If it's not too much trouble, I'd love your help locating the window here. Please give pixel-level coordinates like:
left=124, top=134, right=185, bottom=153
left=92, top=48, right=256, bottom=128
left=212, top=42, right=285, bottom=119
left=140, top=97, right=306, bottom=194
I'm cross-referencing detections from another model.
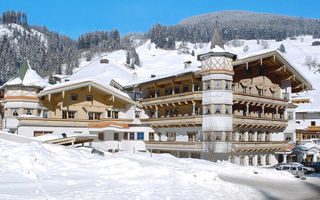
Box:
left=187, top=132, right=197, bottom=142
left=174, top=86, right=180, bottom=94
left=62, top=111, right=76, bottom=119
left=242, top=86, right=247, bottom=93
left=34, top=131, right=53, bottom=137
left=225, top=132, right=232, bottom=141
left=249, top=156, right=253, bottom=166
left=124, top=132, right=128, bottom=140
left=265, top=132, right=270, bottom=141
left=204, top=80, right=211, bottom=90
left=12, top=108, right=19, bottom=116
left=134, top=93, right=141, bottom=101
left=214, top=132, right=222, bottom=141
left=156, top=90, right=160, bottom=97
left=183, top=85, right=189, bottom=93
left=42, top=110, right=49, bottom=118
left=266, top=155, right=270, bottom=165
left=165, top=108, right=171, bottom=116
left=214, top=80, right=222, bottom=89
left=258, top=89, right=264, bottom=96
left=311, top=121, right=316, bottom=126
left=24, top=108, right=33, bottom=115
left=239, top=131, right=245, bottom=141
left=149, top=132, right=154, bottom=141
left=203, top=105, right=211, bottom=115
left=225, top=81, right=231, bottom=90
left=225, top=105, right=231, bottom=114
left=194, top=82, right=200, bottom=91
left=107, top=110, right=119, bottom=119
left=88, top=112, right=102, bottom=120
left=157, top=132, right=161, bottom=141
left=135, top=111, right=141, bottom=119
left=248, top=131, right=254, bottom=141
left=167, top=132, right=176, bottom=141
left=129, top=132, right=135, bottom=140
left=165, top=88, right=172, bottom=95
left=214, top=104, right=222, bottom=114
left=195, top=106, right=201, bottom=115
left=150, top=91, right=155, bottom=98
left=71, top=94, right=78, bottom=101
left=86, top=95, right=93, bottom=101
left=114, top=133, right=119, bottom=141
left=98, top=132, right=104, bottom=141
left=204, top=132, right=211, bottom=141
left=137, top=132, right=144, bottom=140
left=288, top=112, right=294, bottom=120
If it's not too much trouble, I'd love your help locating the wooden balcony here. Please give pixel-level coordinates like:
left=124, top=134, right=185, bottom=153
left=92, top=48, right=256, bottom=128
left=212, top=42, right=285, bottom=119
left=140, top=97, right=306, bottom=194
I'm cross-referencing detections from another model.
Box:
left=145, top=141, right=202, bottom=151
left=233, top=92, right=288, bottom=107
left=233, top=115, right=288, bottom=130
left=141, top=115, right=202, bottom=128
left=232, top=141, right=288, bottom=152
left=141, top=91, right=202, bottom=107
left=17, top=117, right=133, bottom=127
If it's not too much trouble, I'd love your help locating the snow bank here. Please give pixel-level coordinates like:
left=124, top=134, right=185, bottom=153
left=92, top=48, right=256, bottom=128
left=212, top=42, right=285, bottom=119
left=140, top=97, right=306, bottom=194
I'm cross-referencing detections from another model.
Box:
left=0, top=139, right=296, bottom=199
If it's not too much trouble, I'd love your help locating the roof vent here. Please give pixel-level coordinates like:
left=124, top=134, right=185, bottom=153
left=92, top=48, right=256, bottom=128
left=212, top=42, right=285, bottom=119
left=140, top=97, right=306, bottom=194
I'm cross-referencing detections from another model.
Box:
left=151, top=74, right=156, bottom=78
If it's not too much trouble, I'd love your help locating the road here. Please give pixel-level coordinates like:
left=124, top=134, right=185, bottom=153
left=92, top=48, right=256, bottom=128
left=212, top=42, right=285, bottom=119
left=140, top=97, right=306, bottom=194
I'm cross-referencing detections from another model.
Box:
left=219, top=173, right=320, bottom=200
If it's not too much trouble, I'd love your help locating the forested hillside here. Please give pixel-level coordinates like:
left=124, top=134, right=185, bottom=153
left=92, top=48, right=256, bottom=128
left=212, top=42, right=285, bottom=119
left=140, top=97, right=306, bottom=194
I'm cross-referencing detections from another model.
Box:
left=0, top=10, right=319, bottom=85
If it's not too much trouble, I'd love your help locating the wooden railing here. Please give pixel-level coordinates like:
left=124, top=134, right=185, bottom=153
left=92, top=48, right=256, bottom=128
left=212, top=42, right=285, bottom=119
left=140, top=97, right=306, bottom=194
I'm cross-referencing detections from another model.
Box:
left=232, top=141, right=288, bottom=152
left=141, top=115, right=202, bottom=127
left=145, top=141, right=202, bottom=151
left=141, top=91, right=202, bottom=106
left=233, top=92, right=289, bottom=106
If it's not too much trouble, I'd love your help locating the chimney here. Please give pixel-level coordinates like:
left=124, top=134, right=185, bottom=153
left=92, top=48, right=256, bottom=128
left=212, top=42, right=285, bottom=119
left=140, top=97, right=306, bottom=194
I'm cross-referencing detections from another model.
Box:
left=184, top=61, right=192, bottom=69
left=132, top=72, right=138, bottom=81
left=151, top=74, right=156, bottom=78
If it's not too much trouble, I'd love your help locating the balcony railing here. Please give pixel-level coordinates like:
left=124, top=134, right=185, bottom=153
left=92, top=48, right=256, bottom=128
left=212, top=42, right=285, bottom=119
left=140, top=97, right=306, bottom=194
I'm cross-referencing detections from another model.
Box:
left=141, top=91, right=202, bottom=107
left=233, top=115, right=288, bottom=129
left=233, top=92, right=289, bottom=106
left=141, top=115, right=202, bottom=127
left=145, top=141, right=202, bottom=151
left=232, top=141, right=288, bottom=152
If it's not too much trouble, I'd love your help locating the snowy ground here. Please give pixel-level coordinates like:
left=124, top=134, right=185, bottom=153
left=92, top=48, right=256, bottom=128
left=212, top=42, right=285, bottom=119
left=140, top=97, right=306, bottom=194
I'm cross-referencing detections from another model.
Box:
left=1, top=139, right=319, bottom=200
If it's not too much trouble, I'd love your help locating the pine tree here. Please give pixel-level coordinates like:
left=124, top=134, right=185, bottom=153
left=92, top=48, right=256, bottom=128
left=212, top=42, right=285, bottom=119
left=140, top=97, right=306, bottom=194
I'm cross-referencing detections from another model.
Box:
left=278, top=44, right=286, bottom=52
left=126, top=51, right=131, bottom=65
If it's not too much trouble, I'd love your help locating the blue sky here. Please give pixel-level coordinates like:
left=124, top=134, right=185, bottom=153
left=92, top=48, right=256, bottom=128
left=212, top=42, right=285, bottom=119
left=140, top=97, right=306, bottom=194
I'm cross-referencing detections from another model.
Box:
left=0, top=0, right=319, bottom=39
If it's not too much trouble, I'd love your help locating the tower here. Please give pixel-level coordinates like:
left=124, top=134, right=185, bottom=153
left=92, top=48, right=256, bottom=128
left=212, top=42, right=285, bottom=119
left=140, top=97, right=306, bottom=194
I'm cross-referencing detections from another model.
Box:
left=197, top=47, right=237, bottom=161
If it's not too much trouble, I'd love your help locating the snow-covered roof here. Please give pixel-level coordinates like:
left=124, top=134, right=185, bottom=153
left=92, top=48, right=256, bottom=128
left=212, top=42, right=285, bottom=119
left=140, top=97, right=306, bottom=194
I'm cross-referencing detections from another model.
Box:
left=68, top=55, right=132, bottom=86
left=1, top=61, right=48, bottom=89
left=125, top=64, right=202, bottom=87
left=40, top=78, right=141, bottom=108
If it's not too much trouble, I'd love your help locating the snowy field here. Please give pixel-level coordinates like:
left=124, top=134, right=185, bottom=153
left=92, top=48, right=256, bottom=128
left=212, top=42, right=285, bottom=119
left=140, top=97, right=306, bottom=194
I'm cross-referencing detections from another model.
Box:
left=2, top=139, right=319, bottom=200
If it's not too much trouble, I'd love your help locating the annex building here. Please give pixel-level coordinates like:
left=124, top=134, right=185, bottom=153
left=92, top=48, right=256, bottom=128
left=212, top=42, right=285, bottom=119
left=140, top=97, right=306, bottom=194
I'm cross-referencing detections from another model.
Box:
left=0, top=47, right=313, bottom=166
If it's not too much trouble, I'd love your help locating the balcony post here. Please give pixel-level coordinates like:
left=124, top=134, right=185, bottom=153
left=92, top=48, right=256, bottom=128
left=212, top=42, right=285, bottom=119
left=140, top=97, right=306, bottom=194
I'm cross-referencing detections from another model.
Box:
left=155, top=105, right=158, bottom=118
left=246, top=103, right=249, bottom=116
left=276, top=106, right=279, bottom=119
left=154, top=84, right=157, bottom=98
left=192, top=101, right=195, bottom=115
left=171, top=80, right=175, bottom=95
left=192, top=78, right=194, bottom=92
left=262, top=105, right=265, bottom=117
left=282, top=154, right=287, bottom=163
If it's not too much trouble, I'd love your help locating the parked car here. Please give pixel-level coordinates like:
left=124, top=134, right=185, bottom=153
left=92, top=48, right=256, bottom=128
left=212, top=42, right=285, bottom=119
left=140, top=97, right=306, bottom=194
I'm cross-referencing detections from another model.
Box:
left=301, top=166, right=315, bottom=174
left=275, top=165, right=304, bottom=177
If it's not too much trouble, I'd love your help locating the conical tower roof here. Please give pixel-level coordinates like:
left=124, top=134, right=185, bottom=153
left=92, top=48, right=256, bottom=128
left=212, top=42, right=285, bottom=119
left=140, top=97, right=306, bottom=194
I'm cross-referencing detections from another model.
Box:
left=1, top=61, right=48, bottom=89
